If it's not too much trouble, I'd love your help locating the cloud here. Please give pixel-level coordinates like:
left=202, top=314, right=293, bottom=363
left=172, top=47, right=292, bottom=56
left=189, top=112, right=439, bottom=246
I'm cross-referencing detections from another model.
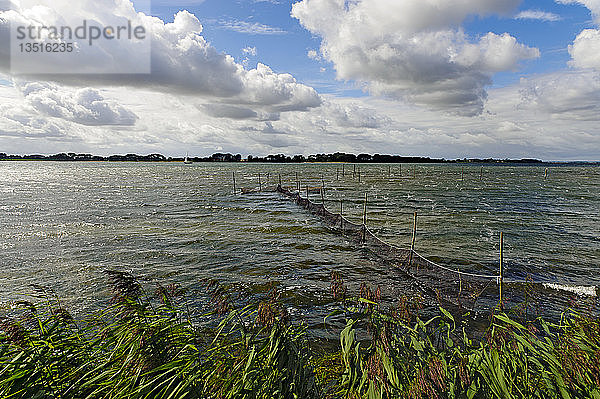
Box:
left=568, top=29, right=600, bottom=69
left=237, top=63, right=322, bottom=112
left=519, top=71, right=600, bottom=120
left=292, top=0, right=539, bottom=116
left=1, top=75, right=599, bottom=160
left=317, top=101, right=391, bottom=129
left=559, top=0, right=600, bottom=69
left=240, top=121, right=300, bottom=148
left=242, top=46, right=257, bottom=56
left=199, top=104, right=258, bottom=120
left=307, top=49, right=320, bottom=60
left=198, top=103, right=281, bottom=121
left=0, top=0, right=598, bottom=160
left=0, top=113, right=70, bottom=138
left=0, top=2, right=319, bottom=113
left=0, top=88, right=73, bottom=139
left=515, top=10, right=562, bottom=21
left=217, top=19, right=287, bottom=35
left=152, top=1, right=206, bottom=5
left=253, top=0, right=283, bottom=4
left=20, top=82, right=138, bottom=126
left=556, top=0, right=600, bottom=22
left=197, top=93, right=389, bottom=126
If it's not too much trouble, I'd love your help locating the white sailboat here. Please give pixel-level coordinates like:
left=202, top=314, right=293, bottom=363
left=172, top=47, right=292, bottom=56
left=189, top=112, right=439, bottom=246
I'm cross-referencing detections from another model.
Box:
left=184, top=152, right=193, bottom=164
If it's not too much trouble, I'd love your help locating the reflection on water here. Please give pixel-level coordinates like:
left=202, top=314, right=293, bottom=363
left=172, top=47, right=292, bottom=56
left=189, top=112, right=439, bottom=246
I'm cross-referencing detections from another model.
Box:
left=0, top=162, right=598, bottom=330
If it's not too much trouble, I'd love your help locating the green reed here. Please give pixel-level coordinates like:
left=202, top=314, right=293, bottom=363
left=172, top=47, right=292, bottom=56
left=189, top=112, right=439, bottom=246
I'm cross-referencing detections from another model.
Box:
left=0, top=272, right=319, bottom=399
left=328, top=275, right=600, bottom=399
left=0, top=271, right=599, bottom=398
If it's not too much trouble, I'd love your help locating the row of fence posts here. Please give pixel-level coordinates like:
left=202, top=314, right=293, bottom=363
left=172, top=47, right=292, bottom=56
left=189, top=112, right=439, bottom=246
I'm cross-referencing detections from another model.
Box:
left=232, top=168, right=508, bottom=308
left=335, top=164, right=551, bottom=182
left=334, top=164, right=415, bottom=181
left=231, top=171, right=274, bottom=195
left=343, top=165, right=427, bottom=180
left=233, top=165, right=551, bottom=194
left=232, top=171, right=266, bottom=194
left=232, top=171, right=267, bottom=195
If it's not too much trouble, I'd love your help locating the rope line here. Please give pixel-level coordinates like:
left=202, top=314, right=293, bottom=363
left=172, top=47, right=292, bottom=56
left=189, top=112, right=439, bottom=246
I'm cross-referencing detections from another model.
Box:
left=362, top=223, right=501, bottom=280
left=365, top=223, right=501, bottom=281
left=412, top=250, right=501, bottom=281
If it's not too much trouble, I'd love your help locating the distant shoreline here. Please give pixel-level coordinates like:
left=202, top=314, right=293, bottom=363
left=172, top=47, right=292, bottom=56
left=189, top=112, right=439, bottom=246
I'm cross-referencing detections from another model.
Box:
left=0, top=152, right=598, bottom=165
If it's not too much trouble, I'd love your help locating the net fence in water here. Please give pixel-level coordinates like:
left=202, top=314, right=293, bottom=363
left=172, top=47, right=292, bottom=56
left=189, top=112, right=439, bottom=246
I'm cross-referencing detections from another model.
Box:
left=276, top=185, right=502, bottom=311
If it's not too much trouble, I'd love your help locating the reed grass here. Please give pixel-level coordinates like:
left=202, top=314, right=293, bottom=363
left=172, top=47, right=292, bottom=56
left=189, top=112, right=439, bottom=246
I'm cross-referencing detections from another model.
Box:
left=0, top=272, right=319, bottom=399
left=1, top=271, right=598, bottom=398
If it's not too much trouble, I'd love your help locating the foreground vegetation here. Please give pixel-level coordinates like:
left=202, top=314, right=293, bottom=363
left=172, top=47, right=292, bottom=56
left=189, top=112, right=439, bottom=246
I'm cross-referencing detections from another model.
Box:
left=1, top=272, right=599, bottom=398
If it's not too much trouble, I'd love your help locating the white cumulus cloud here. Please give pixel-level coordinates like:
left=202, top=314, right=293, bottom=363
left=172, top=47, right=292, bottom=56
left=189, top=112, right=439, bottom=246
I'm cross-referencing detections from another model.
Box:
left=559, top=0, right=600, bottom=70
left=292, top=0, right=539, bottom=116
left=0, top=1, right=320, bottom=112
left=568, top=29, right=600, bottom=69
left=20, top=82, right=138, bottom=126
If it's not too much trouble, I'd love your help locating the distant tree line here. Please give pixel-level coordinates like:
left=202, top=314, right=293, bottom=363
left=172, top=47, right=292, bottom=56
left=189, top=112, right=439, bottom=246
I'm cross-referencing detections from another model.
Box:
left=0, top=152, right=241, bottom=163
left=0, top=151, right=559, bottom=164
left=247, top=153, right=447, bottom=163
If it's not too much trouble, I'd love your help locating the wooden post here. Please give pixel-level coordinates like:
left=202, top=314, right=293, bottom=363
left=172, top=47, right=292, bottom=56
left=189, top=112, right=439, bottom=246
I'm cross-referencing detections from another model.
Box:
left=278, top=174, right=282, bottom=186
left=258, top=173, right=262, bottom=192
left=409, top=211, right=418, bottom=266
left=232, top=171, right=237, bottom=195
left=306, top=184, right=309, bottom=200
left=480, top=166, right=483, bottom=181
left=342, top=164, right=345, bottom=177
left=461, top=167, right=464, bottom=181
left=321, top=187, right=325, bottom=204
left=358, top=168, right=361, bottom=183
left=363, top=193, right=368, bottom=226
left=340, top=199, right=344, bottom=234
left=337, top=169, right=339, bottom=181
left=499, top=232, right=504, bottom=310
left=322, top=175, right=325, bottom=196
left=388, top=165, right=391, bottom=178
left=296, top=172, right=299, bottom=191
left=544, top=168, right=548, bottom=179
left=413, top=167, right=416, bottom=179
left=458, top=268, right=463, bottom=304
left=399, top=164, right=402, bottom=176
left=353, top=164, right=356, bottom=178
left=362, top=193, right=368, bottom=244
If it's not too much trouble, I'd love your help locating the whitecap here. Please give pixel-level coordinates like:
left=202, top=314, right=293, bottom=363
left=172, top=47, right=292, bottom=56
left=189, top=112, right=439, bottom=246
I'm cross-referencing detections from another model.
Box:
left=543, top=283, right=597, bottom=297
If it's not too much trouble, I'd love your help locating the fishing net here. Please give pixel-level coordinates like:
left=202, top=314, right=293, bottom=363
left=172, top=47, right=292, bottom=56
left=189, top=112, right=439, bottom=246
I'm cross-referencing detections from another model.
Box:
left=277, top=185, right=501, bottom=311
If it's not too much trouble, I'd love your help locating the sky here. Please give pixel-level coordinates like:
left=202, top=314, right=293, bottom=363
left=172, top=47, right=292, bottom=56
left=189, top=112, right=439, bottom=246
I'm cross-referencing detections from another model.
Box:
left=0, top=0, right=599, bottom=160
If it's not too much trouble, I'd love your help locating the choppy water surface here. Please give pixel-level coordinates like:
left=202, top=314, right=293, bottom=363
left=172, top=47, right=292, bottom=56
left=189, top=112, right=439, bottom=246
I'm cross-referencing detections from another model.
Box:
left=1, top=162, right=599, bottom=331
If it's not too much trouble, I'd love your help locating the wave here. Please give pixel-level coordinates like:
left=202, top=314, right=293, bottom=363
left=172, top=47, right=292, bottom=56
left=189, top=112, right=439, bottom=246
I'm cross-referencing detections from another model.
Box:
left=543, top=283, right=598, bottom=297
